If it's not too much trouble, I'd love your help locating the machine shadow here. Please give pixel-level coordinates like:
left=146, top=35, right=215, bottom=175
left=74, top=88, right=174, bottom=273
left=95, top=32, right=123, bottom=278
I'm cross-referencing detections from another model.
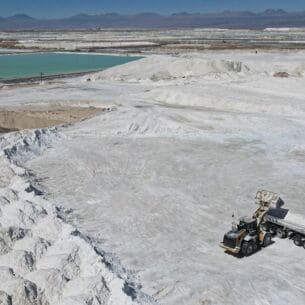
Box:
left=224, top=240, right=276, bottom=259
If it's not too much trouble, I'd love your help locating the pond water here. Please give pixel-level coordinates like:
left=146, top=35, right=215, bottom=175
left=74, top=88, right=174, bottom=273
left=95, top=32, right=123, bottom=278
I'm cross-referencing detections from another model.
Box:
left=0, top=52, right=142, bottom=79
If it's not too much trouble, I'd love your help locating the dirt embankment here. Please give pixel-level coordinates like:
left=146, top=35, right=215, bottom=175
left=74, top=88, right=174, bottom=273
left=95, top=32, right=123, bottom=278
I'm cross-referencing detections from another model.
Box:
left=0, top=39, right=18, bottom=48
left=0, top=106, right=103, bottom=133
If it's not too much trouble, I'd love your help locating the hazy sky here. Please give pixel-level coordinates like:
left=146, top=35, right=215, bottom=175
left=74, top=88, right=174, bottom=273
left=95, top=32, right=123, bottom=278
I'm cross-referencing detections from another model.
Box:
left=1, top=0, right=305, bottom=18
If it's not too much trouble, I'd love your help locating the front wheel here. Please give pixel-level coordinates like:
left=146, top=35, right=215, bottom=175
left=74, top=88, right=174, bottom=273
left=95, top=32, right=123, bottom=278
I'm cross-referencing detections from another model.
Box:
left=241, top=241, right=255, bottom=256
left=263, top=233, right=272, bottom=247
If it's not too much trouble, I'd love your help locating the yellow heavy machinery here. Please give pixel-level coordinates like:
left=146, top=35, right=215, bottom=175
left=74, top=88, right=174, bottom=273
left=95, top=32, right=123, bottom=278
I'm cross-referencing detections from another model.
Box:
left=220, top=190, right=283, bottom=256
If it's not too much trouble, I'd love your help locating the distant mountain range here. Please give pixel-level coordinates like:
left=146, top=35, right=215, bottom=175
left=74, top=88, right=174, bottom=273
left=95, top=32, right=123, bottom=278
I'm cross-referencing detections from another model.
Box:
left=1, top=10, right=305, bottom=30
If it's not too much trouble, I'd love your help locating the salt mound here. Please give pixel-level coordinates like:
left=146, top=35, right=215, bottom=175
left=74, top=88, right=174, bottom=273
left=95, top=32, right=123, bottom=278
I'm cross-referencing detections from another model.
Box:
left=0, top=291, right=12, bottom=305
left=0, top=128, right=154, bottom=305
left=89, top=55, right=250, bottom=82
left=292, top=63, right=305, bottom=77
left=268, top=62, right=305, bottom=78
left=0, top=267, right=47, bottom=305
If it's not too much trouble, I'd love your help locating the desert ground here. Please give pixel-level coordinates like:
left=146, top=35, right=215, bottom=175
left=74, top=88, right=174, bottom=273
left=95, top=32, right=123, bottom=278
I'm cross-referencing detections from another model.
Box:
left=0, top=106, right=103, bottom=132
left=0, top=30, right=305, bottom=305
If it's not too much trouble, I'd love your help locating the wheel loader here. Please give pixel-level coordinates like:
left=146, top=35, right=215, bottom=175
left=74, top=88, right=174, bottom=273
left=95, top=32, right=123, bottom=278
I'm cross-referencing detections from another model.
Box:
left=219, top=190, right=283, bottom=256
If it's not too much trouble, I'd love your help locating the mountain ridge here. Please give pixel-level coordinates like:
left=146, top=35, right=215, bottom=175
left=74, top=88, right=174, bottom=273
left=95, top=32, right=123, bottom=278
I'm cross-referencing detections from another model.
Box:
left=1, top=10, right=305, bottom=30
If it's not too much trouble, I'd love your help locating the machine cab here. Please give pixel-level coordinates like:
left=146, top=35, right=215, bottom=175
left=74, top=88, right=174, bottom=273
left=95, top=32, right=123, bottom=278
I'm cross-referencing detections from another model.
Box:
left=237, top=216, right=257, bottom=234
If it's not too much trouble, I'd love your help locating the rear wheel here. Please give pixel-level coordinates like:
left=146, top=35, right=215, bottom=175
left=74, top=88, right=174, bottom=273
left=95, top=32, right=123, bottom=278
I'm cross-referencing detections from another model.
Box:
left=293, top=235, right=302, bottom=247
left=263, top=232, right=272, bottom=247
left=269, top=226, right=277, bottom=235
left=303, top=240, right=305, bottom=249
left=241, top=241, right=255, bottom=256
left=276, top=228, right=287, bottom=239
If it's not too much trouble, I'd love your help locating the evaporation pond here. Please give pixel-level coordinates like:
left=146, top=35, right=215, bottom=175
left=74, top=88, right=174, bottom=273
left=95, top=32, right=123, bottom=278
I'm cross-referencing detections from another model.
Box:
left=0, top=52, right=142, bottom=79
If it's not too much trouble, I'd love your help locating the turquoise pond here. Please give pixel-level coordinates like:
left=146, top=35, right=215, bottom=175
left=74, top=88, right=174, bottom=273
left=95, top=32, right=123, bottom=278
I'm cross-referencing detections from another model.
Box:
left=0, top=52, right=142, bottom=79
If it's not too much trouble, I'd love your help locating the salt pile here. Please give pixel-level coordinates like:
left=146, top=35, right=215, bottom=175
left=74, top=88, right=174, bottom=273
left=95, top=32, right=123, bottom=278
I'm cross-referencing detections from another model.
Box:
left=89, top=55, right=250, bottom=82
left=0, top=128, right=154, bottom=305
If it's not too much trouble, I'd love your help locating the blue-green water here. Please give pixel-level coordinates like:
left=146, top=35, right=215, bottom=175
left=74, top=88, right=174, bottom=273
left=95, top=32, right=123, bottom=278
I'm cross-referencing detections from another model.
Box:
left=0, top=52, right=142, bottom=79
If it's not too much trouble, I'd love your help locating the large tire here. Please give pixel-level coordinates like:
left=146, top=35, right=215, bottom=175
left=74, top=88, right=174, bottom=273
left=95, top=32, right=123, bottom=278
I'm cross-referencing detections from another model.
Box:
left=269, top=226, right=276, bottom=235
left=241, top=241, right=254, bottom=256
left=276, top=228, right=287, bottom=239
left=263, top=232, right=272, bottom=247
left=261, top=223, right=269, bottom=232
left=293, top=235, right=302, bottom=247
left=303, top=240, right=305, bottom=249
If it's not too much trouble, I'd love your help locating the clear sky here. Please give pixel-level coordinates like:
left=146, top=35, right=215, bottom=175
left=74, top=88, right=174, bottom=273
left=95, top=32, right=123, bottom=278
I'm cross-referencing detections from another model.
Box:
left=1, top=0, right=305, bottom=18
